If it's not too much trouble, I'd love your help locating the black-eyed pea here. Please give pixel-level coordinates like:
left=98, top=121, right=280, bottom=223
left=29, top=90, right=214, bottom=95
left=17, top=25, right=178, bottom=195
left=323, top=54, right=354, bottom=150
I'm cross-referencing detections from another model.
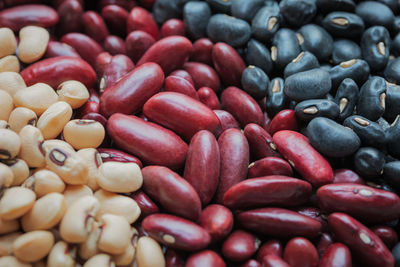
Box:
left=21, top=192, right=66, bottom=231
left=47, top=241, right=76, bottom=267
left=14, top=83, right=58, bottom=116
left=0, top=120, right=9, bottom=129
left=64, top=184, right=93, bottom=208
left=0, top=90, right=13, bottom=121
left=37, top=101, right=72, bottom=139
left=136, top=236, right=166, bottom=267
left=112, top=228, right=138, bottom=266
left=63, top=120, right=105, bottom=150
left=23, top=169, right=65, bottom=197
left=0, top=186, right=35, bottom=220
left=12, top=230, right=54, bottom=262
left=42, top=139, right=74, bottom=155
left=0, top=232, right=22, bottom=256
left=18, top=125, right=45, bottom=168
left=0, top=217, right=19, bottom=235
left=78, top=221, right=101, bottom=260
left=59, top=196, right=100, bottom=243
left=0, top=28, right=17, bottom=58
left=0, top=72, right=26, bottom=97
left=0, top=256, right=32, bottom=267
left=0, top=128, right=21, bottom=160
left=76, top=148, right=102, bottom=191
left=83, top=254, right=115, bottom=267
left=4, top=159, right=30, bottom=186
left=98, top=214, right=131, bottom=255
left=18, top=26, right=49, bottom=64
left=8, top=107, right=37, bottom=133
left=57, top=80, right=89, bottom=109
left=97, top=162, right=142, bottom=193
left=0, top=55, right=19, bottom=72
left=0, top=162, right=14, bottom=189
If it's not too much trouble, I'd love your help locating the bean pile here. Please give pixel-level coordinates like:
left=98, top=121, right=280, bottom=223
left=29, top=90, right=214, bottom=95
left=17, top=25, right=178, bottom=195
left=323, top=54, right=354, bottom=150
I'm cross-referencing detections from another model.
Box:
left=0, top=0, right=400, bottom=266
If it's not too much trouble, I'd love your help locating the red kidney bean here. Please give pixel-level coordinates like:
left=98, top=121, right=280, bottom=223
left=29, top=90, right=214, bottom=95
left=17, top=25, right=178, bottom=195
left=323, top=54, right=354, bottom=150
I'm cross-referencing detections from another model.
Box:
left=0, top=4, right=58, bottom=31
left=328, top=212, right=394, bottom=267
left=142, top=213, right=211, bottom=251
left=317, top=183, right=400, bottom=223
left=101, top=4, right=128, bottom=36
left=237, top=208, right=322, bottom=238
left=319, top=243, right=351, bottom=267
left=95, top=51, right=112, bottom=77
left=283, top=237, right=319, bottom=267
left=184, top=130, right=220, bottom=205
left=257, top=240, right=283, bottom=262
left=221, top=86, right=265, bottom=128
left=5, top=0, right=41, bottom=7
left=273, top=130, right=333, bottom=187
left=244, top=123, right=281, bottom=160
left=81, top=112, right=108, bottom=128
left=137, top=36, right=193, bottom=74
left=199, top=204, right=233, bottom=243
left=248, top=157, right=293, bottom=178
left=242, top=259, right=261, bottom=267
left=82, top=11, right=109, bottom=43
left=215, top=128, right=249, bottom=203
left=317, top=233, right=334, bottom=257
left=267, top=109, right=298, bottom=136
left=99, top=54, right=134, bottom=93
left=198, top=87, right=220, bottom=110
left=261, top=255, right=290, bottom=267
left=161, top=18, right=185, bottom=37
left=186, top=250, right=226, bottom=267
left=107, top=114, right=188, bottom=169
left=143, top=92, right=221, bottom=141
left=190, top=38, right=213, bottom=66
left=183, top=62, right=220, bottom=92
left=213, top=110, right=240, bottom=132
left=61, top=33, right=104, bottom=68
left=125, top=30, right=156, bottom=63
left=222, top=230, right=260, bottom=262
left=142, top=166, right=202, bottom=221
left=170, top=69, right=194, bottom=86
left=165, top=249, right=185, bottom=267
left=103, top=35, right=126, bottom=55
left=127, top=6, right=159, bottom=40
left=21, top=56, right=96, bottom=88
left=44, top=41, right=81, bottom=58
left=371, top=226, right=398, bottom=249
left=100, top=0, right=136, bottom=10
left=97, top=148, right=143, bottom=167
left=130, top=190, right=159, bottom=217
left=57, top=0, right=83, bottom=35
left=100, top=62, right=164, bottom=117
left=52, top=0, right=83, bottom=8
left=223, top=175, right=311, bottom=209
left=212, top=42, right=245, bottom=86
left=164, top=75, right=199, bottom=100
left=77, top=101, right=100, bottom=118
left=88, top=87, right=100, bottom=103
left=296, top=207, right=328, bottom=233
left=333, top=169, right=365, bottom=184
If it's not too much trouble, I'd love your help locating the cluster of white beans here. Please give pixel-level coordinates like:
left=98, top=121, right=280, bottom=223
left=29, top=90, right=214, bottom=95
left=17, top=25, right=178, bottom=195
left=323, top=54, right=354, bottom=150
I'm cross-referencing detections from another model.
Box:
left=0, top=26, right=165, bottom=267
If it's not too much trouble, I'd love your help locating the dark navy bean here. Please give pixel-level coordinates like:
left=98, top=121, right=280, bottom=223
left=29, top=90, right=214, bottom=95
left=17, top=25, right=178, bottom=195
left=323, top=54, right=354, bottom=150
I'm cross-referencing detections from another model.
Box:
left=384, top=58, right=400, bottom=84
left=316, top=0, right=356, bottom=14
left=329, top=59, right=370, bottom=90
left=343, top=115, right=386, bottom=148
left=391, top=34, right=400, bottom=57
left=377, top=117, right=391, bottom=131
left=266, top=78, right=289, bottom=117
left=334, top=78, right=359, bottom=121
left=386, top=115, right=400, bottom=157
left=272, top=28, right=302, bottom=70
left=251, top=5, right=281, bottom=43
left=295, top=99, right=340, bottom=122
left=354, top=147, right=385, bottom=179
left=332, top=39, right=362, bottom=65
left=384, top=85, right=400, bottom=123
left=383, top=161, right=400, bottom=191
left=207, top=14, right=251, bottom=47
left=297, top=24, right=333, bottom=61
left=360, top=26, right=390, bottom=72
left=279, top=0, right=317, bottom=27
left=392, top=242, right=400, bottom=266
left=206, top=0, right=232, bottom=14
left=246, top=39, right=273, bottom=75
left=231, top=0, right=265, bottom=22
left=357, top=76, right=387, bottom=121
left=183, top=1, right=211, bottom=40
left=322, top=12, right=365, bottom=38
left=241, top=66, right=269, bottom=100
left=355, top=1, right=394, bottom=29
left=283, top=51, right=319, bottom=78
left=153, top=0, right=187, bottom=24
left=378, top=0, right=399, bottom=13
left=392, top=16, right=400, bottom=35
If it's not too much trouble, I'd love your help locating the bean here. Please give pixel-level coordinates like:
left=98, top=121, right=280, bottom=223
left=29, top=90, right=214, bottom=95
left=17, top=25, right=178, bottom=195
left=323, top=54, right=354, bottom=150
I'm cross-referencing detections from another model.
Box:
left=56, top=0, right=83, bottom=35
left=13, top=230, right=54, bottom=262
left=136, top=236, right=166, bottom=267
left=183, top=62, right=221, bottom=92
left=165, top=249, right=185, bottom=267
left=322, top=11, right=365, bottom=38
left=56, top=80, right=89, bottom=109
left=272, top=28, right=302, bottom=70
left=330, top=59, right=370, bottom=90
left=0, top=72, right=26, bottom=97
left=356, top=1, right=394, bottom=29
left=190, top=38, right=213, bottom=66
left=0, top=55, right=19, bottom=72
left=206, top=0, right=231, bottom=13
left=0, top=217, right=19, bottom=235
left=127, top=6, right=158, bottom=40
left=280, top=0, right=317, bottom=26
left=244, top=123, right=280, bottom=160
left=183, top=1, right=211, bottom=40
left=268, top=109, right=298, bottom=135
left=257, top=240, right=283, bottom=261
left=100, top=55, right=134, bottom=93
left=164, top=75, right=198, bottom=100
left=160, top=18, right=185, bottom=38
left=0, top=232, right=22, bottom=256
left=361, top=26, right=390, bottom=72
left=298, top=24, right=333, bottom=61
left=248, top=157, right=292, bottom=179
left=383, top=161, right=400, bottom=191
left=63, top=119, right=105, bottom=149
left=18, top=125, right=45, bottom=168
left=0, top=90, right=12, bottom=123
left=386, top=115, right=400, bottom=157
left=246, top=39, right=273, bottom=75
left=261, top=255, right=290, bottom=267
left=199, top=204, right=233, bottom=243
left=37, top=101, right=72, bottom=139
left=0, top=120, right=9, bottom=129
left=18, top=26, right=49, bottom=63
left=98, top=161, right=142, bottom=193
left=23, top=169, right=64, bottom=198
left=97, top=214, right=131, bottom=254
left=47, top=241, right=76, bottom=267
left=241, top=66, right=269, bottom=100
left=212, top=42, right=245, bottom=86
left=316, top=0, right=355, bottom=13
left=61, top=33, right=103, bottom=68
left=266, top=78, right=289, bottom=116
left=332, top=39, right=362, bottom=65
left=384, top=84, right=400, bottom=122
left=0, top=28, right=16, bottom=58
left=222, top=230, right=260, bottom=262
left=130, top=191, right=159, bottom=217
left=63, top=185, right=93, bottom=208
left=101, top=4, right=128, bottom=36
left=353, top=147, right=385, bottom=179
left=112, top=232, right=136, bottom=266
left=371, top=225, right=398, bottom=249
left=0, top=128, right=21, bottom=160
left=97, top=148, right=143, bottom=167
left=251, top=5, right=281, bottom=42
left=83, top=254, right=115, bottom=267
left=0, top=186, right=35, bottom=220
left=0, top=162, right=13, bottom=189
left=74, top=148, right=101, bottom=191
left=8, top=107, right=37, bottom=133
left=283, top=237, right=319, bottom=267
left=125, top=30, right=155, bottom=64
left=334, top=78, right=359, bottom=121
left=333, top=169, right=364, bottom=184
left=82, top=11, right=108, bottom=43
left=14, top=83, right=58, bottom=116
left=319, top=243, right=351, bottom=267
left=357, top=76, right=386, bottom=121
left=77, top=220, right=100, bottom=260
left=186, top=250, right=226, bottom=267
left=207, top=14, right=250, bottom=47
left=343, top=115, right=385, bottom=148
left=283, top=51, right=320, bottom=78
left=103, top=35, right=126, bottom=55
left=45, top=41, right=80, bottom=59
left=0, top=256, right=31, bottom=267
left=198, top=87, right=220, bottom=109
left=316, top=233, right=334, bottom=257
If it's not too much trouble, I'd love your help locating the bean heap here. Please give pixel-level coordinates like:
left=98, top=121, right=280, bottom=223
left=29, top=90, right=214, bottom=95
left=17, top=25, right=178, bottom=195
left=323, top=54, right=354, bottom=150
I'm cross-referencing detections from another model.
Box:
left=0, top=0, right=400, bottom=266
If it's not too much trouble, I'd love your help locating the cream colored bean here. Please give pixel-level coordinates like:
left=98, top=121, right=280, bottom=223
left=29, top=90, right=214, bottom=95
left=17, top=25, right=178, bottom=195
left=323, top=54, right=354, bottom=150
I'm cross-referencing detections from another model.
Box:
left=59, top=196, right=99, bottom=243
left=136, top=236, right=166, bottom=267
left=76, top=148, right=102, bottom=191
left=37, top=101, right=72, bottom=139
left=84, top=254, right=115, bottom=267
left=23, top=169, right=65, bottom=197
left=94, top=189, right=141, bottom=224
left=4, top=159, right=29, bottom=186
left=9, top=107, right=37, bottom=133
left=63, top=120, right=105, bottom=149
left=18, top=125, right=45, bottom=168
left=0, top=186, right=35, bottom=220
left=112, top=228, right=138, bottom=266
left=0, top=120, right=9, bottom=129
left=0, top=90, right=13, bottom=121
left=0, top=28, right=17, bottom=58
left=78, top=221, right=100, bottom=260
left=47, top=241, right=76, bottom=267
left=0, top=72, right=26, bottom=97
left=0, top=55, right=19, bottom=72
left=97, top=162, right=142, bottom=193
left=63, top=184, right=93, bottom=208
left=0, top=256, right=32, bottom=267
left=98, top=214, right=131, bottom=255
left=14, top=83, right=58, bottom=116
left=0, top=217, right=19, bottom=235
left=21, top=192, right=66, bottom=231
left=0, top=163, right=14, bottom=189
left=42, top=139, right=74, bottom=154
left=57, top=80, right=89, bottom=109
left=0, top=232, right=22, bottom=256
left=0, top=128, right=20, bottom=160
left=12, top=230, right=54, bottom=262
left=18, top=26, right=49, bottom=64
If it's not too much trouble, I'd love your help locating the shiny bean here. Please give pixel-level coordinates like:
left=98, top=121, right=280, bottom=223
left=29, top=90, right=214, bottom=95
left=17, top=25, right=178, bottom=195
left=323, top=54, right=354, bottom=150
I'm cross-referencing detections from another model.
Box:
left=100, top=55, right=134, bottom=93
left=18, top=125, right=45, bottom=168
left=0, top=217, right=19, bottom=235
left=257, top=240, right=283, bottom=261
left=97, top=214, right=131, bottom=254
left=298, top=24, right=333, bottom=61
left=101, top=4, right=128, bottom=36
left=12, top=230, right=54, bottom=262
left=0, top=162, right=13, bottom=189
left=332, top=39, right=362, bottom=65
left=98, top=161, right=142, bottom=193
left=353, top=147, right=385, bottom=179
left=14, top=83, right=58, bottom=116
left=357, top=76, right=386, bottom=121
left=23, top=169, right=65, bottom=198
left=0, top=186, right=35, bottom=220
left=130, top=191, right=159, bottom=218
left=83, top=254, right=115, bottom=267
left=207, top=14, right=250, bottom=47
left=44, top=41, right=80, bottom=58
left=222, top=230, right=260, bottom=262
left=244, top=123, right=280, bottom=160
left=186, top=250, right=226, bottom=267
left=241, top=65, right=269, bottom=100
left=198, top=87, right=220, bottom=109
left=283, top=51, right=320, bottom=78
left=164, top=75, right=198, bottom=100
left=343, top=115, right=385, bottom=148
left=82, top=11, right=108, bottom=43
left=0, top=27, right=16, bottom=58
left=57, top=80, right=89, bottom=109
left=268, top=109, right=298, bottom=135
left=283, top=237, right=319, bottom=267
left=334, top=78, right=359, bottom=121
left=97, top=148, right=143, bottom=167
left=371, top=226, right=398, bottom=249
left=47, top=241, right=76, bottom=267
left=0, top=256, right=31, bottom=267
left=183, top=1, right=211, bottom=40
left=272, top=28, right=302, bottom=69
left=17, top=26, right=49, bottom=63
left=319, top=243, right=351, bottom=267
left=246, top=39, right=273, bottom=75
left=248, top=157, right=292, bottom=178
left=199, top=204, right=233, bottom=243
left=160, top=18, right=185, bottom=38
left=266, top=78, right=289, bottom=116
left=251, top=5, right=280, bottom=42
left=0, top=232, right=21, bottom=256
left=356, top=1, right=394, bottom=29
left=261, top=255, right=290, bottom=267
left=37, top=101, right=72, bottom=139
left=333, top=169, right=364, bottom=184
left=61, top=33, right=103, bottom=68
left=56, top=0, right=83, bottom=35
left=136, top=236, right=166, bottom=267
left=0, top=72, right=26, bottom=97
left=213, top=110, right=240, bottom=131
left=127, top=6, right=159, bottom=40
left=190, top=38, right=213, bottom=66
left=184, top=62, right=221, bottom=92
left=329, top=59, right=370, bottom=90
left=125, top=30, right=155, bottom=64
left=212, top=42, right=245, bottom=86
left=322, top=11, right=364, bottom=38
left=0, top=128, right=20, bottom=160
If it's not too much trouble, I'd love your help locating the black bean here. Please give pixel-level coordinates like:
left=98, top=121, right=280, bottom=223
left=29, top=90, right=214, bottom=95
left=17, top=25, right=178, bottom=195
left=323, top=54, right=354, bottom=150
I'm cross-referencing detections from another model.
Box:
left=391, top=34, right=400, bottom=57
left=332, top=39, right=362, bottom=65
left=245, top=39, right=273, bottom=75
left=241, top=65, right=269, bottom=100
left=295, top=99, right=340, bottom=121
left=251, top=5, right=281, bottom=43
left=392, top=16, right=400, bottom=35
left=322, top=11, right=365, bottom=38
left=316, top=0, right=356, bottom=14
left=355, top=1, right=394, bottom=29
left=360, top=26, right=390, bottom=72
left=377, top=117, right=391, bottom=131
left=357, top=76, right=387, bottom=121
left=384, top=85, right=400, bottom=123
left=383, top=161, right=400, bottom=192
left=279, top=0, right=317, bottom=27
left=343, top=115, right=386, bottom=148
left=207, top=14, right=251, bottom=47
left=297, top=24, right=333, bottom=61
left=266, top=77, right=289, bottom=116
left=206, top=0, right=231, bottom=14
left=329, top=59, right=370, bottom=90
left=384, top=58, right=400, bottom=84
left=334, top=78, right=359, bottom=121
left=183, top=1, right=211, bottom=40
left=354, top=147, right=385, bottom=180
left=283, top=51, right=319, bottom=78
left=271, top=28, right=302, bottom=70
left=231, top=0, right=265, bottom=22
left=377, top=0, right=399, bottom=13
left=385, top=115, right=400, bottom=157
left=153, top=0, right=188, bottom=24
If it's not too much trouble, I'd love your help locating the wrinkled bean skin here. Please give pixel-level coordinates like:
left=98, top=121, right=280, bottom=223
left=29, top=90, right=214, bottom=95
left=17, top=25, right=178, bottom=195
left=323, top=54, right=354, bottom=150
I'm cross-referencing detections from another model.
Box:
left=130, top=190, right=159, bottom=218
left=190, top=38, right=213, bottom=65
left=164, top=75, right=198, bottom=100
left=261, top=255, right=290, bottom=267
left=248, top=157, right=293, bottom=178
left=334, top=78, right=359, bottom=121
left=283, top=237, right=319, bottom=267
left=127, top=6, right=159, bottom=40
left=199, top=204, right=233, bottom=243
left=213, top=110, right=240, bottom=132
left=284, top=51, right=320, bottom=79
left=268, top=109, right=298, bottom=135
left=125, top=30, right=155, bottom=64
left=142, top=213, right=211, bottom=251
left=333, top=169, right=364, bottom=184
left=184, top=62, right=220, bottom=92
left=107, top=113, right=188, bottom=170
left=45, top=41, right=81, bottom=58
left=186, top=250, right=226, bottom=267
left=330, top=59, right=370, bottom=90
left=198, top=87, right=220, bottom=110
left=319, top=243, right=351, bottom=267
left=222, top=230, right=260, bottom=262
left=343, top=115, right=385, bottom=148
left=371, top=226, right=398, bottom=249
left=244, top=123, right=281, bottom=160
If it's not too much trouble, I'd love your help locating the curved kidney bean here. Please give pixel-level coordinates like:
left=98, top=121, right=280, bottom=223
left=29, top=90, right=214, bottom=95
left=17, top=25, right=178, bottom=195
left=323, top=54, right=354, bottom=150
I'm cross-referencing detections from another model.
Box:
left=296, top=207, right=328, bottom=232
left=319, top=243, right=351, bottom=267
left=212, top=42, right=245, bottom=86
left=244, top=123, right=280, bottom=160
left=261, top=255, right=290, bottom=267
left=213, top=110, right=240, bottom=131
left=197, top=87, right=219, bottom=110
left=328, top=212, right=394, bottom=267
left=283, top=237, right=319, bottom=267
left=20, top=56, right=96, bottom=88
left=222, top=230, right=260, bottom=262
left=256, top=240, right=283, bottom=261
left=57, top=0, right=83, bottom=35
left=44, top=41, right=80, bottom=58
left=142, top=166, right=201, bottom=221
left=142, top=213, right=211, bottom=251
left=360, top=26, right=390, bottom=72
left=101, top=4, right=128, bottom=36
left=165, top=249, right=185, bottom=267
left=130, top=191, right=159, bottom=217
left=77, top=101, right=99, bottom=118
left=127, top=6, right=158, bottom=40
left=371, top=226, right=398, bottom=249
left=170, top=69, right=194, bottom=86
left=99, top=62, right=164, bottom=117
left=317, top=233, right=334, bottom=257
left=164, top=75, right=198, bottom=100
left=190, top=38, right=213, bottom=65
left=94, top=51, right=112, bottom=77
left=97, top=148, right=142, bottom=167
left=199, top=204, right=233, bottom=243
left=137, top=36, right=192, bottom=74
left=268, top=109, right=298, bottom=136
left=333, top=169, right=364, bottom=184
left=283, top=51, right=320, bottom=79
left=99, top=54, right=134, bottom=93
left=82, top=11, right=108, bottom=43
left=273, top=130, right=333, bottom=187
left=125, top=30, right=155, bottom=64
left=107, top=113, right=187, bottom=170
left=103, top=35, right=126, bottom=55
left=186, top=250, right=225, bottom=267
left=160, top=18, right=185, bottom=37
left=183, top=62, right=220, bottom=92
left=248, top=157, right=292, bottom=178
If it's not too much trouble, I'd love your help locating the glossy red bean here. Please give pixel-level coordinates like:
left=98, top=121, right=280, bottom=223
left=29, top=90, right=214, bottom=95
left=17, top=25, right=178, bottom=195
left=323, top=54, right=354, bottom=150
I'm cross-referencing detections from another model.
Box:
left=371, top=225, right=398, bottom=249
left=100, top=62, right=164, bottom=117
left=221, top=86, right=265, bottom=128
left=5, top=0, right=42, bottom=7
left=328, top=212, right=394, bottom=267
left=161, top=18, right=185, bottom=37
left=199, top=204, right=233, bottom=243
left=142, top=213, right=211, bottom=251
left=296, top=207, right=328, bottom=232
left=212, top=42, right=245, bottom=86
left=82, top=11, right=109, bottom=43
left=248, top=157, right=293, bottom=178
left=52, top=0, right=83, bottom=8
left=97, top=148, right=143, bottom=167
left=143, top=92, right=221, bottom=141
left=107, top=114, right=187, bottom=169
left=317, top=233, right=334, bottom=257
left=100, top=0, right=136, bottom=10
left=81, top=112, right=108, bottom=128
left=261, top=255, right=290, bottom=267
left=103, top=35, right=126, bottom=55
left=319, top=243, right=351, bottom=267
left=127, top=6, right=159, bottom=40
left=198, top=87, right=220, bottom=110
left=273, top=130, right=333, bottom=187
left=190, top=38, right=213, bottom=66
left=317, top=183, right=400, bottom=223
left=244, top=123, right=281, bottom=160
left=164, top=75, right=199, bottom=100
left=125, top=30, right=156, bottom=63
left=267, top=109, right=298, bottom=135
left=165, top=249, right=185, bottom=267
left=95, top=51, right=112, bottom=77
left=101, top=4, right=128, bottom=36
left=61, top=33, right=104, bottom=67
left=213, top=110, right=240, bottom=132
left=186, top=250, right=226, bottom=267
left=21, top=56, right=96, bottom=88
left=88, top=87, right=100, bottom=103
left=44, top=41, right=81, bottom=58
left=183, top=62, right=220, bottom=92
left=170, top=69, right=194, bottom=86
left=77, top=101, right=100, bottom=118
left=237, top=208, right=322, bottom=238
left=283, top=237, right=319, bottom=267
left=57, top=0, right=83, bottom=35
left=333, top=169, right=365, bottom=184
left=137, top=36, right=192, bottom=74
left=0, top=4, right=58, bottom=31
left=99, top=54, right=134, bottom=93
left=222, top=230, right=260, bottom=262
left=257, top=240, right=283, bottom=262
left=242, top=259, right=261, bottom=267
left=130, top=190, right=159, bottom=217
left=142, top=166, right=201, bottom=221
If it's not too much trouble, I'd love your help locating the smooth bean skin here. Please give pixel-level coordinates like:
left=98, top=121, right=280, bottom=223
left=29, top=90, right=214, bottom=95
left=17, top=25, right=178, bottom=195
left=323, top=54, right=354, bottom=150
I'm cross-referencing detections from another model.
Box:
left=244, top=123, right=281, bottom=160
left=207, top=14, right=251, bottom=47
left=61, top=33, right=103, bottom=68
left=160, top=18, right=185, bottom=37
left=164, top=75, right=198, bottom=100
left=246, top=39, right=273, bottom=75
left=103, top=35, right=126, bottom=55
left=257, top=240, right=283, bottom=261
left=248, top=157, right=293, bottom=178
left=330, top=59, right=370, bottom=90
left=199, top=204, right=233, bottom=243
left=333, top=169, right=364, bottom=184
left=125, top=30, right=155, bottom=64
left=283, top=51, right=320, bottom=79
left=383, top=161, right=400, bottom=191
left=357, top=76, right=386, bottom=121
left=273, top=130, right=333, bottom=187
left=44, top=41, right=80, bottom=59
left=343, top=115, right=385, bottom=148
left=298, top=24, right=333, bottom=61
left=356, top=1, right=394, bottom=29
left=169, top=70, right=194, bottom=86
left=183, top=62, right=220, bottom=92
left=241, top=65, right=269, bottom=100
left=190, top=38, right=213, bottom=65
left=127, top=7, right=159, bottom=40
left=371, top=226, right=398, bottom=249
left=101, top=4, right=128, bottom=36
left=213, top=110, right=240, bottom=132
left=198, top=87, right=220, bottom=110
left=261, top=255, right=290, bottom=267
left=268, top=109, right=298, bottom=135
left=251, top=5, right=281, bottom=43
left=186, top=250, right=226, bottom=267
left=130, top=191, right=159, bottom=217
left=266, top=78, right=289, bottom=116
left=142, top=166, right=201, bottom=221
left=142, top=213, right=211, bottom=251
left=97, top=148, right=143, bottom=167
left=328, top=212, right=394, bottom=267
left=183, top=1, right=211, bottom=40
left=272, top=28, right=302, bottom=69
left=332, top=39, right=362, bottom=65
left=317, top=233, right=334, bottom=258
left=99, top=54, right=134, bottom=93
left=56, top=0, right=83, bottom=35
left=384, top=84, right=400, bottom=122
left=316, top=0, right=356, bottom=13
left=107, top=114, right=188, bottom=170
left=353, top=147, right=385, bottom=179
left=322, top=11, right=365, bottom=38
left=231, top=0, right=264, bottom=22
left=334, top=78, right=359, bottom=121
left=82, top=11, right=108, bottom=43
left=283, top=237, right=319, bottom=267
left=222, top=230, right=260, bottom=262
left=319, top=243, right=351, bottom=267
